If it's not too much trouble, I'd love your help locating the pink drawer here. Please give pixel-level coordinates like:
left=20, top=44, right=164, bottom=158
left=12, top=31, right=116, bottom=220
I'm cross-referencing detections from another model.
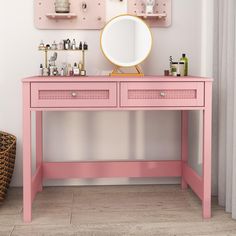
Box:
left=120, top=82, right=204, bottom=107
left=31, top=82, right=117, bottom=108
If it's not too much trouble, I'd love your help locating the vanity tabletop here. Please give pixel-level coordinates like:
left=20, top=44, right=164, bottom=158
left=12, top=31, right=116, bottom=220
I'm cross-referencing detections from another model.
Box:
left=22, top=76, right=213, bottom=83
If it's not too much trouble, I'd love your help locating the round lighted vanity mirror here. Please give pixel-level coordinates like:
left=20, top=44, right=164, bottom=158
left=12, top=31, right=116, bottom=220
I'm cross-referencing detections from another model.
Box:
left=101, top=15, right=153, bottom=69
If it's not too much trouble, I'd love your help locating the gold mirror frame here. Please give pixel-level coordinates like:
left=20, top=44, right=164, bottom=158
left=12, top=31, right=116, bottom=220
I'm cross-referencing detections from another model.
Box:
left=100, top=14, right=153, bottom=76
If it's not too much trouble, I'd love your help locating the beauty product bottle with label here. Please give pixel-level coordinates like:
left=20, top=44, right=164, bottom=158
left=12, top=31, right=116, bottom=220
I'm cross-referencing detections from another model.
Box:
left=58, top=41, right=64, bottom=50
left=39, top=64, right=43, bottom=76
left=83, top=42, right=88, bottom=50
left=171, top=62, right=178, bottom=76
left=73, top=63, right=80, bottom=76
left=79, top=42, right=83, bottom=50
left=67, top=64, right=73, bottom=76
left=51, top=41, right=57, bottom=50
left=180, top=54, right=188, bottom=76
left=71, top=39, right=76, bottom=50
left=178, top=62, right=185, bottom=77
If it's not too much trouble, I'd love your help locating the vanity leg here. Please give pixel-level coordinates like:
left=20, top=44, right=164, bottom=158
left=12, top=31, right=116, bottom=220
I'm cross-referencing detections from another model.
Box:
left=36, top=111, right=43, bottom=192
left=202, top=83, right=212, bottom=219
left=181, top=111, right=188, bottom=189
left=23, top=83, right=32, bottom=223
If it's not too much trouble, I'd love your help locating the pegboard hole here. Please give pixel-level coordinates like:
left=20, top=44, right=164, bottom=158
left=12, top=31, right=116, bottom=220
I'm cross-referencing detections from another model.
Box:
left=39, top=2, right=42, bottom=5
left=98, top=2, right=101, bottom=5
left=39, top=17, right=42, bottom=20
left=83, top=17, right=86, bottom=20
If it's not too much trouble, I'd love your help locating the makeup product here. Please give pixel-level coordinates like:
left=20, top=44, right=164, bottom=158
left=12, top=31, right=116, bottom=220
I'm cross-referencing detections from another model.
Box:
left=169, top=56, right=173, bottom=72
left=79, top=42, right=83, bottom=50
left=58, top=41, right=64, bottom=50
left=43, top=68, right=49, bottom=76
left=171, top=62, right=178, bottom=76
left=60, top=68, right=64, bottom=76
left=53, top=68, right=58, bottom=76
left=64, top=39, right=70, bottom=50
left=78, top=62, right=83, bottom=71
left=180, top=54, right=188, bottom=76
left=55, top=0, right=70, bottom=13
left=39, top=64, right=43, bottom=76
left=71, top=39, right=76, bottom=50
left=80, top=70, right=86, bottom=76
left=164, top=70, right=169, bottom=76
left=51, top=41, right=57, bottom=50
left=73, top=63, right=80, bottom=76
left=61, top=62, right=67, bottom=76
left=67, top=64, right=73, bottom=76
left=178, top=62, right=185, bottom=77
left=49, top=66, right=54, bottom=76
left=83, top=42, right=88, bottom=50
left=38, top=40, right=45, bottom=50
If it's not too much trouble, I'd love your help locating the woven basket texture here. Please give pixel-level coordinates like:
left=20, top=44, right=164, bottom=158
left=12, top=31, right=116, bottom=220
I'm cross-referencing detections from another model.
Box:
left=0, top=131, right=16, bottom=202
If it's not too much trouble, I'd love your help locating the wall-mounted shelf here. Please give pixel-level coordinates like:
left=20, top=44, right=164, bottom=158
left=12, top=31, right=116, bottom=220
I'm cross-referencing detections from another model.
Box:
left=35, top=0, right=106, bottom=30
left=128, top=0, right=172, bottom=27
left=46, top=13, right=77, bottom=20
left=137, top=13, right=167, bottom=19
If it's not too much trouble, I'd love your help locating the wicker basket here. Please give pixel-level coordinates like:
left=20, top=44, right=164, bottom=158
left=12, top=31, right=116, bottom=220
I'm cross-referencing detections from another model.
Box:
left=0, top=131, right=16, bottom=202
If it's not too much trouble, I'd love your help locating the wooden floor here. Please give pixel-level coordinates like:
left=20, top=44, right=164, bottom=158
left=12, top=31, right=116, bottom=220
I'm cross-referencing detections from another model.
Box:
left=0, top=185, right=235, bottom=236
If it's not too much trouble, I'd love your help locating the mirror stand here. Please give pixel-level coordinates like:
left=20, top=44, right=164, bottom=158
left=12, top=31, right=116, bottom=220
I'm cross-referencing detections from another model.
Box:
left=110, top=65, right=144, bottom=77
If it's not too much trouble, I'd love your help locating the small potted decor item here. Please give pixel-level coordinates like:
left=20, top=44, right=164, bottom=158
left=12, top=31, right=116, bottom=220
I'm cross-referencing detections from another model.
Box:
left=55, top=0, right=71, bottom=13
left=145, top=0, right=156, bottom=15
left=0, top=131, right=16, bottom=202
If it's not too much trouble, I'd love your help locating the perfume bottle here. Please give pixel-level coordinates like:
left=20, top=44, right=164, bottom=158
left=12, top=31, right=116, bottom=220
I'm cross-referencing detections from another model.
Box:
left=71, top=39, right=76, bottom=50
left=73, top=63, right=80, bottom=76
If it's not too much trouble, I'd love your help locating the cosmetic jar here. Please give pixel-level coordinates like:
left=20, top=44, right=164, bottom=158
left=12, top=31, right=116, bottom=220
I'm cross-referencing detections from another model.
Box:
left=55, top=0, right=70, bottom=13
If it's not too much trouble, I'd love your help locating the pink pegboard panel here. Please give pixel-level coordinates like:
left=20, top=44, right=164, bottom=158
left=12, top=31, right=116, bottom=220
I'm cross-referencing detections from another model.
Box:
left=128, top=0, right=172, bottom=27
left=34, top=0, right=106, bottom=30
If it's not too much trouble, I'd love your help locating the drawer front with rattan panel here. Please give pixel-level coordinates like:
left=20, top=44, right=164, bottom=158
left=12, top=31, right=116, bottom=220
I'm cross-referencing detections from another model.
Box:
left=120, top=82, right=204, bottom=107
left=31, top=83, right=117, bottom=108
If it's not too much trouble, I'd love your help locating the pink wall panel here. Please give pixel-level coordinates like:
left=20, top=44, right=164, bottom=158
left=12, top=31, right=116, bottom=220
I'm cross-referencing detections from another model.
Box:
left=34, top=0, right=106, bottom=29
left=128, top=0, right=172, bottom=27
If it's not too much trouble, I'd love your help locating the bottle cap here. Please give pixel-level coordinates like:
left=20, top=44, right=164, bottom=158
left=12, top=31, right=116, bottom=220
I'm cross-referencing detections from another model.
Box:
left=182, top=54, right=186, bottom=57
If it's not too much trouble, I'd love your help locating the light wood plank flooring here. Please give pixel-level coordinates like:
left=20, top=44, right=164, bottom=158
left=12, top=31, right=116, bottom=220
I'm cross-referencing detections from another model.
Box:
left=0, top=185, right=235, bottom=236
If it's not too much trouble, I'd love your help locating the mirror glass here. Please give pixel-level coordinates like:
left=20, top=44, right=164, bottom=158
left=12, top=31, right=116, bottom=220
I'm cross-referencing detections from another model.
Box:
left=101, top=15, right=152, bottom=67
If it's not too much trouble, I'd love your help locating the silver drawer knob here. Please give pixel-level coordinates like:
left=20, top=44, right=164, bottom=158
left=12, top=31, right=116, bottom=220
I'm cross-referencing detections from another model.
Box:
left=71, top=92, right=77, bottom=97
left=160, top=92, right=166, bottom=97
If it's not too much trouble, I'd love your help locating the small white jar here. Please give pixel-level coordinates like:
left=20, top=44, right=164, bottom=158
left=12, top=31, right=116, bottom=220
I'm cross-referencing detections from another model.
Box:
left=55, top=0, right=70, bottom=13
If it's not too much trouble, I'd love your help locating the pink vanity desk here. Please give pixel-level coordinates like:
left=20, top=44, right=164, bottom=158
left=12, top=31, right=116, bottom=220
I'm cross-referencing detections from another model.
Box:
left=22, top=76, right=212, bottom=222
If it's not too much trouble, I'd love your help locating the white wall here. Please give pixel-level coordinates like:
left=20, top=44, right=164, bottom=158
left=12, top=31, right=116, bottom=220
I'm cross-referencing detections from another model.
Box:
left=0, top=0, right=215, bottom=193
